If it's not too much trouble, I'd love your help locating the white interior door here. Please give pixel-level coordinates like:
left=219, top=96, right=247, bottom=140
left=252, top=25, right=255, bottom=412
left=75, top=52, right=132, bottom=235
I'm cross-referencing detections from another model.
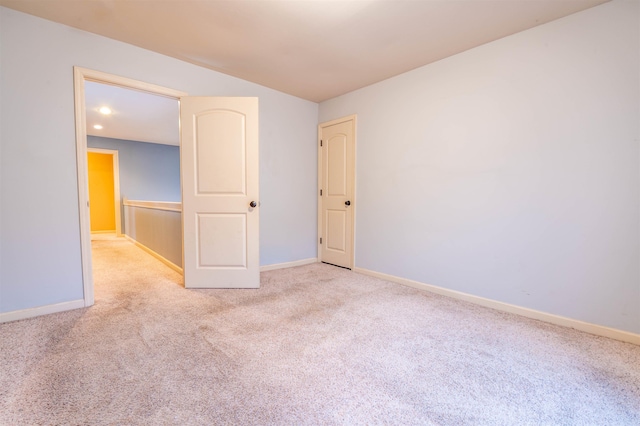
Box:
left=181, top=97, right=259, bottom=288
left=319, top=117, right=355, bottom=269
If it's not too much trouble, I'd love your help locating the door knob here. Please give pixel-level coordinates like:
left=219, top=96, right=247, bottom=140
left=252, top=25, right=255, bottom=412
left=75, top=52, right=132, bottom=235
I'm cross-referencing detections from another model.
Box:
left=250, top=201, right=257, bottom=208
left=345, top=200, right=351, bottom=206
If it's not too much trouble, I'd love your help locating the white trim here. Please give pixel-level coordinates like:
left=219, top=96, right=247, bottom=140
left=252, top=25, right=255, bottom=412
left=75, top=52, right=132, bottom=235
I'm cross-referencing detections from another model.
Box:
left=74, top=66, right=188, bottom=308
left=74, top=67, right=94, bottom=307
left=0, top=299, right=85, bottom=324
left=260, top=258, right=318, bottom=272
left=124, top=235, right=183, bottom=274
left=317, top=124, right=322, bottom=262
left=354, top=267, right=640, bottom=346
left=87, top=148, right=120, bottom=154
left=77, top=67, right=188, bottom=100
left=123, top=199, right=182, bottom=212
left=317, top=114, right=357, bottom=270
left=87, top=148, right=122, bottom=236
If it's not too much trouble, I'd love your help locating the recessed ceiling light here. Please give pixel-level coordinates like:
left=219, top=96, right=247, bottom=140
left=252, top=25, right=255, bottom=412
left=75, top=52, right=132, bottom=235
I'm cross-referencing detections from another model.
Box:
left=93, top=124, right=103, bottom=130
left=99, top=106, right=112, bottom=115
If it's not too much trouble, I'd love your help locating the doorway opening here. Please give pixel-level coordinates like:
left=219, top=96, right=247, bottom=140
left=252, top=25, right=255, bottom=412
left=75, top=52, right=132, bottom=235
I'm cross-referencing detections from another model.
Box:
left=87, top=148, right=121, bottom=238
left=74, top=67, right=187, bottom=307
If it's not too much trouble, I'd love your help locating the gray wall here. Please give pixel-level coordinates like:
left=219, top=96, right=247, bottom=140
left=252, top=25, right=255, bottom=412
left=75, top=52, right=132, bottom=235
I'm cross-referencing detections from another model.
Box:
left=124, top=205, right=182, bottom=268
left=0, top=7, right=318, bottom=313
left=319, top=0, right=640, bottom=334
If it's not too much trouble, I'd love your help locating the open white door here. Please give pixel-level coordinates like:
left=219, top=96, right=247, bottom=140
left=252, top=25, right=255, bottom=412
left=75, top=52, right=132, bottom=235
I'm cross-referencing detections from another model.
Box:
left=180, top=97, right=259, bottom=288
left=319, top=116, right=355, bottom=269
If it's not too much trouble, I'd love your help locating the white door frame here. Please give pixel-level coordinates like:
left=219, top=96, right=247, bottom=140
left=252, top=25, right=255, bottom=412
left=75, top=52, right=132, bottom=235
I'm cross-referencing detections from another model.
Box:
left=74, top=66, right=187, bottom=307
left=87, top=148, right=122, bottom=236
left=317, top=114, right=357, bottom=269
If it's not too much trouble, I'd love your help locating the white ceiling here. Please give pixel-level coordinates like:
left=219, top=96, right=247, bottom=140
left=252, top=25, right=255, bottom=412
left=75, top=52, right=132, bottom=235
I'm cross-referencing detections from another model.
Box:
left=85, top=81, right=179, bottom=146
left=1, top=0, right=608, bottom=103
left=3, top=0, right=609, bottom=145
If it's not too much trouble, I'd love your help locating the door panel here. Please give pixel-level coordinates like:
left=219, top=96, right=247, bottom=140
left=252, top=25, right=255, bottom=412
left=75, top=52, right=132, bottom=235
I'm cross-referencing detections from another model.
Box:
left=326, top=209, right=346, bottom=252
left=197, top=213, right=247, bottom=268
left=320, top=118, right=355, bottom=269
left=181, top=97, right=259, bottom=288
left=328, top=137, right=347, bottom=195
left=196, top=110, right=246, bottom=194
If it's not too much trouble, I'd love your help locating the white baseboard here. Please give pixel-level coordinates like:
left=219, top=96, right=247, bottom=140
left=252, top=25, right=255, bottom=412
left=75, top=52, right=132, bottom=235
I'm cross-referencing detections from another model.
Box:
left=261, top=258, right=318, bottom=272
left=0, top=299, right=86, bottom=324
left=354, top=267, right=640, bottom=346
left=123, top=235, right=183, bottom=274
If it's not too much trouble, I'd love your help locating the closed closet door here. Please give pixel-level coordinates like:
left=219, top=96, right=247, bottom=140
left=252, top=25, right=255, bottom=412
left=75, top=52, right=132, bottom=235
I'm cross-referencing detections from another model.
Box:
left=319, top=117, right=355, bottom=269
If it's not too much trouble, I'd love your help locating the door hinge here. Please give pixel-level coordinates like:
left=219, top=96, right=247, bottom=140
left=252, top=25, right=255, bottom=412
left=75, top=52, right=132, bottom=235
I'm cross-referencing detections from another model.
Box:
left=320, top=189, right=322, bottom=196
left=320, top=237, right=322, bottom=244
left=320, top=140, right=323, bottom=147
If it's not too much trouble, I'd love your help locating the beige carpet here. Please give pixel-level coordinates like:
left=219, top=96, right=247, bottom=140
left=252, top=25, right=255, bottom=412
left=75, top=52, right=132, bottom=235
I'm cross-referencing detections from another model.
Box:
left=1, top=237, right=639, bottom=425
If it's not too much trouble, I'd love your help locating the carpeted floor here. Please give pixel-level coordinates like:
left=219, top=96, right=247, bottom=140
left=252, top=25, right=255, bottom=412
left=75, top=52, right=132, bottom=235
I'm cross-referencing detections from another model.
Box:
left=1, top=237, right=639, bottom=425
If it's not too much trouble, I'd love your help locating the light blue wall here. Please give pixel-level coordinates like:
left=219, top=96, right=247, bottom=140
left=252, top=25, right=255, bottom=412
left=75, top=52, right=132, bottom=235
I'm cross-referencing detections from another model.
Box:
left=0, top=7, right=318, bottom=314
left=319, top=0, right=640, bottom=334
left=88, top=136, right=181, bottom=234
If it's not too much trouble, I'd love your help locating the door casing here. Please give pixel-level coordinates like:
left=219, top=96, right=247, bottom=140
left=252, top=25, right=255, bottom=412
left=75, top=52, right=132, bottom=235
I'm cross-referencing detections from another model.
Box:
left=74, top=67, right=187, bottom=307
left=317, top=114, right=357, bottom=270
